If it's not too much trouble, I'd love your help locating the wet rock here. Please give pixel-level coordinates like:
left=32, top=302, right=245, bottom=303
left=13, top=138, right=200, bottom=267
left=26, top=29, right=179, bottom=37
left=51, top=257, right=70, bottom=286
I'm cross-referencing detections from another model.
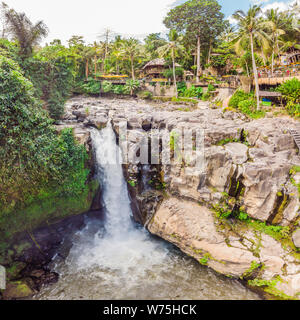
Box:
left=2, top=280, right=34, bottom=299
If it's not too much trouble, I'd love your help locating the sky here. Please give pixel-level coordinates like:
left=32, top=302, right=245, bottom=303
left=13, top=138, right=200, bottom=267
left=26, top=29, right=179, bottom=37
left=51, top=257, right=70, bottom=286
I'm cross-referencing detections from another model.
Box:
left=1, top=0, right=295, bottom=44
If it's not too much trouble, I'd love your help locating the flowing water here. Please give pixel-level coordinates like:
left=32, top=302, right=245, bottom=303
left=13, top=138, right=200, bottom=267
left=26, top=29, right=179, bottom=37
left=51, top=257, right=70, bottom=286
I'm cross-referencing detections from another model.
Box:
left=34, top=124, right=260, bottom=300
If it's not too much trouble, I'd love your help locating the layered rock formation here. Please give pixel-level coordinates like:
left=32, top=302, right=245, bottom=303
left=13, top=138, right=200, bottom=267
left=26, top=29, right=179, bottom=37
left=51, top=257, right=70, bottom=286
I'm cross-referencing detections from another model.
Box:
left=42, top=96, right=300, bottom=299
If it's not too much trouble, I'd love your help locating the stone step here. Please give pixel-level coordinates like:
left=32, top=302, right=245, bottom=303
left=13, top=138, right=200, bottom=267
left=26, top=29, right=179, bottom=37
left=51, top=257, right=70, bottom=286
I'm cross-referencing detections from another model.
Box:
left=290, top=129, right=300, bottom=150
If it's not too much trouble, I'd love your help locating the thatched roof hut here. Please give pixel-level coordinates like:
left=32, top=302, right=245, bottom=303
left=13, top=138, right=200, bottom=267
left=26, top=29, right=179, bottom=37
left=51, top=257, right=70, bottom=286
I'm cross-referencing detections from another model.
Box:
left=142, top=58, right=181, bottom=78
left=142, top=58, right=181, bottom=70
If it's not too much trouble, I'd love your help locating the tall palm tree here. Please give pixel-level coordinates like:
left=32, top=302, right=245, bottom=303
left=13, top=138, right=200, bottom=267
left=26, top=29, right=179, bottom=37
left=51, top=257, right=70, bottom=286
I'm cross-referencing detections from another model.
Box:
left=3, top=5, right=48, bottom=57
left=157, top=30, right=184, bottom=98
left=232, top=5, right=271, bottom=110
left=121, top=38, right=140, bottom=80
left=265, top=9, right=286, bottom=75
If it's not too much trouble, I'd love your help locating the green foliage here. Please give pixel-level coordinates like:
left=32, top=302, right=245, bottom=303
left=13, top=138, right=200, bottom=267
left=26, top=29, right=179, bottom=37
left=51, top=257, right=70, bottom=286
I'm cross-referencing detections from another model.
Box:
left=237, top=99, right=265, bottom=119
left=207, top=84, right=215, bottom=92
left=229, top=90, right=252, bottom=108
left=238, top=211, right=249, bottom=221
left=163, top=67, right=184, bottom=79
left=0, top=56, right=91, bottom=240
left=179, top=85, right=203, bottom=98
left=128, top=180, right=136, bottom=187
left=229, top=90, right=265, bottom=119
left=201, top=92, right=211, bottom=101
left=137, top=91, right=153, bottom=100
left=277, top=78, right=300, bottom=118
left=113, top=85, right=126, bottom=95
left=80, top=78, right=101, bottom=95
left=102, top=80, right=113, bottom=93
left=124, top=80, right=141, bottom=95
left=22, top=53, right=75, bottom=120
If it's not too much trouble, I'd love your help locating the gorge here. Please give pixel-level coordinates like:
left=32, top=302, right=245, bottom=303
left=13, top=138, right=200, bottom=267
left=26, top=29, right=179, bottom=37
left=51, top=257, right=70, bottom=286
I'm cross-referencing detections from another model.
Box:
left=1, top=96, right=300, bottom=300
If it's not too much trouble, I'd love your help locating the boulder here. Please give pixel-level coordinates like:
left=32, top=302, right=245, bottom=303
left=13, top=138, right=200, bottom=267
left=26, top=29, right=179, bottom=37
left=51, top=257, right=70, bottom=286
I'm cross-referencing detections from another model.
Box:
left=292, top=229, right=300, bottom=248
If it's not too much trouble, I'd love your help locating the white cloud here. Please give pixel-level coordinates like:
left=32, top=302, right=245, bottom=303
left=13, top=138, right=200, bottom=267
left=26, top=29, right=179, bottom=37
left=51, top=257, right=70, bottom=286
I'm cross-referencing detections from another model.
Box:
left=2, top=0, right=175, bottom=44
left=250, top=0, right=270, bottom=5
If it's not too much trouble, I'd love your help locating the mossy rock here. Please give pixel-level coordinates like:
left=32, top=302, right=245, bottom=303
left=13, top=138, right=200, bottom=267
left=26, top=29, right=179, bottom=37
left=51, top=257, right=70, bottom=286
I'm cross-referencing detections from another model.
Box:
left=6, top=262, right=27, bottom=280
left=2, top=280, right=34, bottom=299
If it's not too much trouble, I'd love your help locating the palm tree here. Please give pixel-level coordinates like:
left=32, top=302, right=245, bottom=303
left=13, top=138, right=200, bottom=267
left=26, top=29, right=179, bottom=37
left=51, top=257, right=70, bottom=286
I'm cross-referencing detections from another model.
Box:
left=232, top=5, right=271, bottom=110
left=265, top=9, right=286, bottom=75
left=157, top=30, right=184, bottom=98
left=3, top=5, right=48, bottom=57
left=121, top=38, right=140, bottom=80
left=82, top=46, right=95, bottom=80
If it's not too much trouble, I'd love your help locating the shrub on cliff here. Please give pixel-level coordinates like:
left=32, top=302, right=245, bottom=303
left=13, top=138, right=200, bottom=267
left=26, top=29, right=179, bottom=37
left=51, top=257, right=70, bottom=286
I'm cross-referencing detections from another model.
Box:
left=0, top=57, right=90, bottom=236
left=277, top=78, right=300, bottom=118
left=21, top=45, right=75, bottom=120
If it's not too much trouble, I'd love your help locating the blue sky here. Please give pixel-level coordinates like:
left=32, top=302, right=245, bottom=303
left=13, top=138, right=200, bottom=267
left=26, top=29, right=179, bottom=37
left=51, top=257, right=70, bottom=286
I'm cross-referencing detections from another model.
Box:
left=2, top=0, right=294, bottom=44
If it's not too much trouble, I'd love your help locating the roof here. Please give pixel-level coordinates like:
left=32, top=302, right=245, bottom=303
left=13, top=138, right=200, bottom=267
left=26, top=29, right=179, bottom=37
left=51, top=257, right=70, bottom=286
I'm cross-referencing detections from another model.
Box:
left=258, top=91, right=282, bottom=97
left=143, top=58, right=181, bottom=69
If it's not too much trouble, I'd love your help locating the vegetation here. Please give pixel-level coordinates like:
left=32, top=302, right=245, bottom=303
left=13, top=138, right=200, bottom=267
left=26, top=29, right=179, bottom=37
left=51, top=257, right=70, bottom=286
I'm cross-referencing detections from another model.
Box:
left=0, top=55, right=95, bottom=241
left=228, top=90, right=265, bottom=119
left=277, top=78, right=300, bottom=118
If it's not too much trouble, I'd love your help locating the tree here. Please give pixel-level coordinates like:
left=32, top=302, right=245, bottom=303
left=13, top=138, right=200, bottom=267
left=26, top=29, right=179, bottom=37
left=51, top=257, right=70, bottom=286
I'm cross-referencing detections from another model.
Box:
left=164, top=0, right=226, bottom=82
left=121, top=38, right=140, bottom=80
left=2, top=4, right=48, bottom=57
left=144, top=33, right=167, bottom=59
left=158, top=30, right=184, bottom=98
left=232, top=5, right=271, bottom=110
left=265, top=9, right=286, bottom=75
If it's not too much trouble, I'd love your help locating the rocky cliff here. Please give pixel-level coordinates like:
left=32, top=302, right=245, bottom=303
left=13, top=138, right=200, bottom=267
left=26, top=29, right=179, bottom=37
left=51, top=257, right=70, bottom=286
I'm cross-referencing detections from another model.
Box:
left=56, top=96, right=300, bottom=299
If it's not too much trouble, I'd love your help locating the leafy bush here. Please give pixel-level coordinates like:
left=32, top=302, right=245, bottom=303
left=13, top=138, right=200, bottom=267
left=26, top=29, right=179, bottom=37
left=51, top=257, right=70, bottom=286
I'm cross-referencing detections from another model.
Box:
left=124, top=80, right=141, bottom=95
left=229, top=90, right=252, bottom=108
left=238, top=99, right=265, bottom=119
left=163, top=67, right=184, bottom=79
left=0, top=57, right=90, bottom=235
left=201, top=92, right=211, bottom=101
left=102, top=80, right=113, bottom=93
left=22, top=54, right=75, bottom=120
left=80, top=78, right=101, bottom=95
left=277, top=78, right=300, bottom=118
left=179, top=85, right=203, bottom=98
left=207, top=84, right=215, bottom=92
left=113, top=85, right=125, bottom=95
left=137, top=90, right=153, bottom=100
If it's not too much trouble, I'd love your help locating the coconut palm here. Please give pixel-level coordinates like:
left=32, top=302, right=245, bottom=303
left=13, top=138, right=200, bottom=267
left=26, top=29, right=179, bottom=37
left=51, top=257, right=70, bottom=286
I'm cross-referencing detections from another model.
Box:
left=121, top=38, right=141, bottom=80
left=232, top=5, right=271, bottom=110
left=3, top=5, right=48, bottom=57
left=265, top=9, right=286, bottom=75
left=157, top=30, right=184, bottom=98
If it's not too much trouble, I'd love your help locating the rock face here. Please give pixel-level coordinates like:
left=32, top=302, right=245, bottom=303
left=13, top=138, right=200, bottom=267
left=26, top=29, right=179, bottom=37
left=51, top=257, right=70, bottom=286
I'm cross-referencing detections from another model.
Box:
left=60, top=96, right=300, bottom=299
left=293, top=229, right=300, bottom=248
left=148, top=198, right=300, bottom=298
left=148, top=198, right=259, bottom=278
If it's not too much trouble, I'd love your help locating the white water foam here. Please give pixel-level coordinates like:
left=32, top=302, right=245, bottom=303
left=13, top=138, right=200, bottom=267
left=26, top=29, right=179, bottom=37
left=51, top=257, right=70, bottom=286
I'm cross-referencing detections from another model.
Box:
left=66, top=124, right=170, bottom=276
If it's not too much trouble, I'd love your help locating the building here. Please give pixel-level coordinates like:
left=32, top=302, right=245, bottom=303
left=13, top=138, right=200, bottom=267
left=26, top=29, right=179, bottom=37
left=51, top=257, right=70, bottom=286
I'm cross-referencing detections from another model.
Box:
left=142, top=58, right=181, bottom=79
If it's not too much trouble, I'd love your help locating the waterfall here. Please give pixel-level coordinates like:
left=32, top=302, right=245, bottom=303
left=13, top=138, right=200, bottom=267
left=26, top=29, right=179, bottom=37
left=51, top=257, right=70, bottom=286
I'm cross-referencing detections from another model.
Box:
left=90, top=124, right=132, bottom=236
left=66, top=124, right=170, bottom=275
left=33, top=123, right=260, bottom=300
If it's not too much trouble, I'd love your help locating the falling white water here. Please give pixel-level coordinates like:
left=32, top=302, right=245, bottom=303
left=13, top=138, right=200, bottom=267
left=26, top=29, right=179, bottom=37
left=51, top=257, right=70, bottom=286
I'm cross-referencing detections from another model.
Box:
left=70, top=124, right=170, bottom=274
left=33, top=124, right=260, bottom=300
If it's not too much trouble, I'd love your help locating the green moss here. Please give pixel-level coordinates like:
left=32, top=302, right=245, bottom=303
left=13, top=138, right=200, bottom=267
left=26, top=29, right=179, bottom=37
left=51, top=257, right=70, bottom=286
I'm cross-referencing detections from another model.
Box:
left=0, top=179, right=98, bottom=244
left=248, top=276, right=296, bottom=300
left=241, top=261, right=261, bottom=279
left=127, top=180, right=136, bottom=187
